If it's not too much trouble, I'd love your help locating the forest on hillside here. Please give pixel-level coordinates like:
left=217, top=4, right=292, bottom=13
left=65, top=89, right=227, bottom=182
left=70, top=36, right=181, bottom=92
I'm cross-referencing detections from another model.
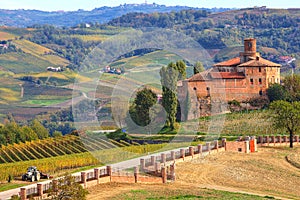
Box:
left=15, top=8, right=298, bottom=72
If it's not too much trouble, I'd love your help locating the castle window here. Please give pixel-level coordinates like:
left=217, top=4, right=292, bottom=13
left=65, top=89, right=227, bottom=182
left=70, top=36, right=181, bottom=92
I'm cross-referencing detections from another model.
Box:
left=193, top=87, right=197, bottom=91
left=259, top=78, right=262, bottom=85
left=250, top=78, right=254, bottom=85
left=259, top=90, right=263, bottom=96
left=259, top=67, right=261, bottom=72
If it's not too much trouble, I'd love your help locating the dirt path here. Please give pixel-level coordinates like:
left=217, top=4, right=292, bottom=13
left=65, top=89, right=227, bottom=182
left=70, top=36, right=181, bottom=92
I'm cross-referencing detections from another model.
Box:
left=87, top=147, right=300, bottom=200
left=175, top=147, right=300, bottom=199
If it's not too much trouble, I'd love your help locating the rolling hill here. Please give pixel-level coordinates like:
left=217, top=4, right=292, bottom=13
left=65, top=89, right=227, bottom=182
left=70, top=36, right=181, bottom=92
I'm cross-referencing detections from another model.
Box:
left=0, top=4, right=232, bottom=28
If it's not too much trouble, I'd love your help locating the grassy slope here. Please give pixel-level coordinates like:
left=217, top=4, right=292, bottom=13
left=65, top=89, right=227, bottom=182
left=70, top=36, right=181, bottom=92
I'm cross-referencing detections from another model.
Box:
left=198, top=110, right=285, bottom=137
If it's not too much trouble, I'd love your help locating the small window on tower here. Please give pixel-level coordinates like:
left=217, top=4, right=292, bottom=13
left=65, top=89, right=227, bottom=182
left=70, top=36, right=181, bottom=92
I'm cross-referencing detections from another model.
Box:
left=259, top=67, right=261, bottom=72
left=259, top=78, right=262, bottom=84
left=250, top=78, right=254, bottom=85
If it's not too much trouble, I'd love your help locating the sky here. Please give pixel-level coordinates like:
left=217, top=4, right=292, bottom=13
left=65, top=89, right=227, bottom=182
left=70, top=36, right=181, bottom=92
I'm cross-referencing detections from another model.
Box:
left=0, top=0, right=299, bottom=11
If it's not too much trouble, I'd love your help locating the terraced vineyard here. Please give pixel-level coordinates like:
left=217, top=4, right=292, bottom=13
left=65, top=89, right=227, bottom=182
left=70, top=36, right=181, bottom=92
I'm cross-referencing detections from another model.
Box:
left=0, top=135, right=120, bottom=164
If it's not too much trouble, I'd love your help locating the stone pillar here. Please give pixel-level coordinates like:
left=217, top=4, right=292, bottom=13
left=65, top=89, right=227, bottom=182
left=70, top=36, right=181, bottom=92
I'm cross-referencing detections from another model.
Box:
left=259, top=136, right=263, bottom=146
left=197, top=144, right=202, bottom=157
left=171, top=151, right=176, bottom=161
left=215, top=140, right=219, bottom=152
left=266, top=136, right=269, bottom=146
left=245, top=141, right=250, bottom=153
left=271, top=136, right=275, bottom=146
left=140, top=159, right=145, bottom=171
left=170, top=163, right=175, bottom=181
left=161, top=166, right=167, bottom=184
left=81, top=172, right=87, bottom=188
left=107, top=166, right=112, bottom=182
left=254, top=139, right=257, bottom=152
left=161, top=153, right=166, bottom=164
left=284, top=136, right=288, bottom=145
left=151, top=156, right=155, bottom=166
left=94, top=168, right=100, bottom=184
left=134, top=166, right=139, bottom=183
left=278, top=136, right=282, bottom=145
left=52, top=179, right=58, bottom=192
left=189, top=146, right=194, bottom=158
left=221, top=138, right=226, bottom=147
left=155, top=162, right=160, bottom=174
left=20, top=188, right=26, bottom=200
left=206, top=142, right=211, bottom=154
left=180, top=149, right=185, bottom=160
left=37, top=183, right=43, bottom=197
left=296, top=135, right=299, bottom=144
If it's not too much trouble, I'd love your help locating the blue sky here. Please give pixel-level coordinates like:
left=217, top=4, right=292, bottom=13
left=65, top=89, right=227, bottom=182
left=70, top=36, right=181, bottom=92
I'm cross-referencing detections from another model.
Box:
left=0, top=0, right=299, bottom=11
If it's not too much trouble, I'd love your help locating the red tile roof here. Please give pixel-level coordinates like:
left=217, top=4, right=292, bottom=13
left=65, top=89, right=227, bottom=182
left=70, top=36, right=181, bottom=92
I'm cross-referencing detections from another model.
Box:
left=187, top=68, right=213, bottom=82
left=210, top=72, right=245, bottom=79
left=214, top=57, right=241, bottom=67
left=238, top=57, right=281, bottom=67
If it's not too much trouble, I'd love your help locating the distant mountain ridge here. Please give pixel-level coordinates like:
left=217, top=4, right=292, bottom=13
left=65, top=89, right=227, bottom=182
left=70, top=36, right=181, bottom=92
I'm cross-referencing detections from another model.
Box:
left=0, top=3, right=233, bottom=27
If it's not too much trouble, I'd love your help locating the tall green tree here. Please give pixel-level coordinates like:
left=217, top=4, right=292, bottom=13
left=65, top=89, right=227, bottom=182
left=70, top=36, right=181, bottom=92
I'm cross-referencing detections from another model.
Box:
left=20, top=126, right=38, bottom=142
left=269, top=100, right=300, bottom=148
left=175, top=60, right=187, bottom=80
left=160, top=62, right=179, bottom=129
left=131, top=88, right=157, bottom=126
left=283, top=74, right=300, bottom=101
left=31, top=119, right=49, bottom=139
left=267, top=83, right=288, bottom=102
left=193, top=61, right=205, bottom=74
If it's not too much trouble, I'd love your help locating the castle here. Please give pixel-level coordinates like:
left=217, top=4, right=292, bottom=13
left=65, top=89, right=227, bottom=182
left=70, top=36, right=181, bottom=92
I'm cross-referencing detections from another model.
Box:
left=178, top=38, right=281, bottom=120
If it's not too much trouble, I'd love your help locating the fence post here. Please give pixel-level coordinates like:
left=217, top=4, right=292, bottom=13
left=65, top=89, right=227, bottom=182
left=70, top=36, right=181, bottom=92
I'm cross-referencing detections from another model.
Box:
left=170, top=163, right=176, bottom=181
left=284, top=135, right=287, bottom=146
left=266, top=136, right=269, bottom=146
left=171, top=151, right=176, bottom=161
left=161, top=153, right=166, bottom=164
left=161, top=166, right=167, bottom=183
left=107, top=166, right=112, bottom=182
left=222, top=138, right=226, bottom=147
left=151, top=156, right=155, bottom=166
left=278, top=136, right=282, bottom=146
left=140, top=159, right=145, bottom=171
left=81, top=172, right=87, bottom=188
left=155, top=162, right=160, bottom=174
left=206, top=142, right=211, bottom=154
left=215, top=140, right=219, bottom=152
left=197, top=144, right=202, bottom=157
left=37, top=183, right=43, bottom=197
left=134, top=166, right=139, bottom=183
left=180, top=149, right=185, bottom=160
left=20, top=187, right=26, bottom=200
left=94, top=168, right=100, bottom=184
left=259, top=136, right=263, bottom=146
left=271, top=136, right=275, bottom=146
left=189, top=146, right=194, bottom=158
left=296, top=135, right=299, bottom=144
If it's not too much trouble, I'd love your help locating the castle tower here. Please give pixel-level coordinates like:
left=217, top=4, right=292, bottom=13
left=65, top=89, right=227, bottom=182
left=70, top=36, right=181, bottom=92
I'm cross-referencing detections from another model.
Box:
left=240, top=38, right=259, bottom=63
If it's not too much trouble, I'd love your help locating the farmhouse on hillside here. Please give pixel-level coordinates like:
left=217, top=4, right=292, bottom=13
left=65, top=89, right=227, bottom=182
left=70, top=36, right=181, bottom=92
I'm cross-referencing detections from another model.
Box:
left=178, top=38, right=281, bottom=120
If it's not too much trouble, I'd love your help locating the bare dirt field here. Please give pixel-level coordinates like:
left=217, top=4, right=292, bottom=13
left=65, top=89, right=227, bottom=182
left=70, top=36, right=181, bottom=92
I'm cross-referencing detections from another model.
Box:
left=87, top=146, right=300, bottom=199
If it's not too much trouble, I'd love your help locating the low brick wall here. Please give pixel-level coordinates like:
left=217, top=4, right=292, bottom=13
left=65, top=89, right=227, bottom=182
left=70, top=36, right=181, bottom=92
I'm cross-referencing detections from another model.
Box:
left=17, top=141, right=225, bottom=200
